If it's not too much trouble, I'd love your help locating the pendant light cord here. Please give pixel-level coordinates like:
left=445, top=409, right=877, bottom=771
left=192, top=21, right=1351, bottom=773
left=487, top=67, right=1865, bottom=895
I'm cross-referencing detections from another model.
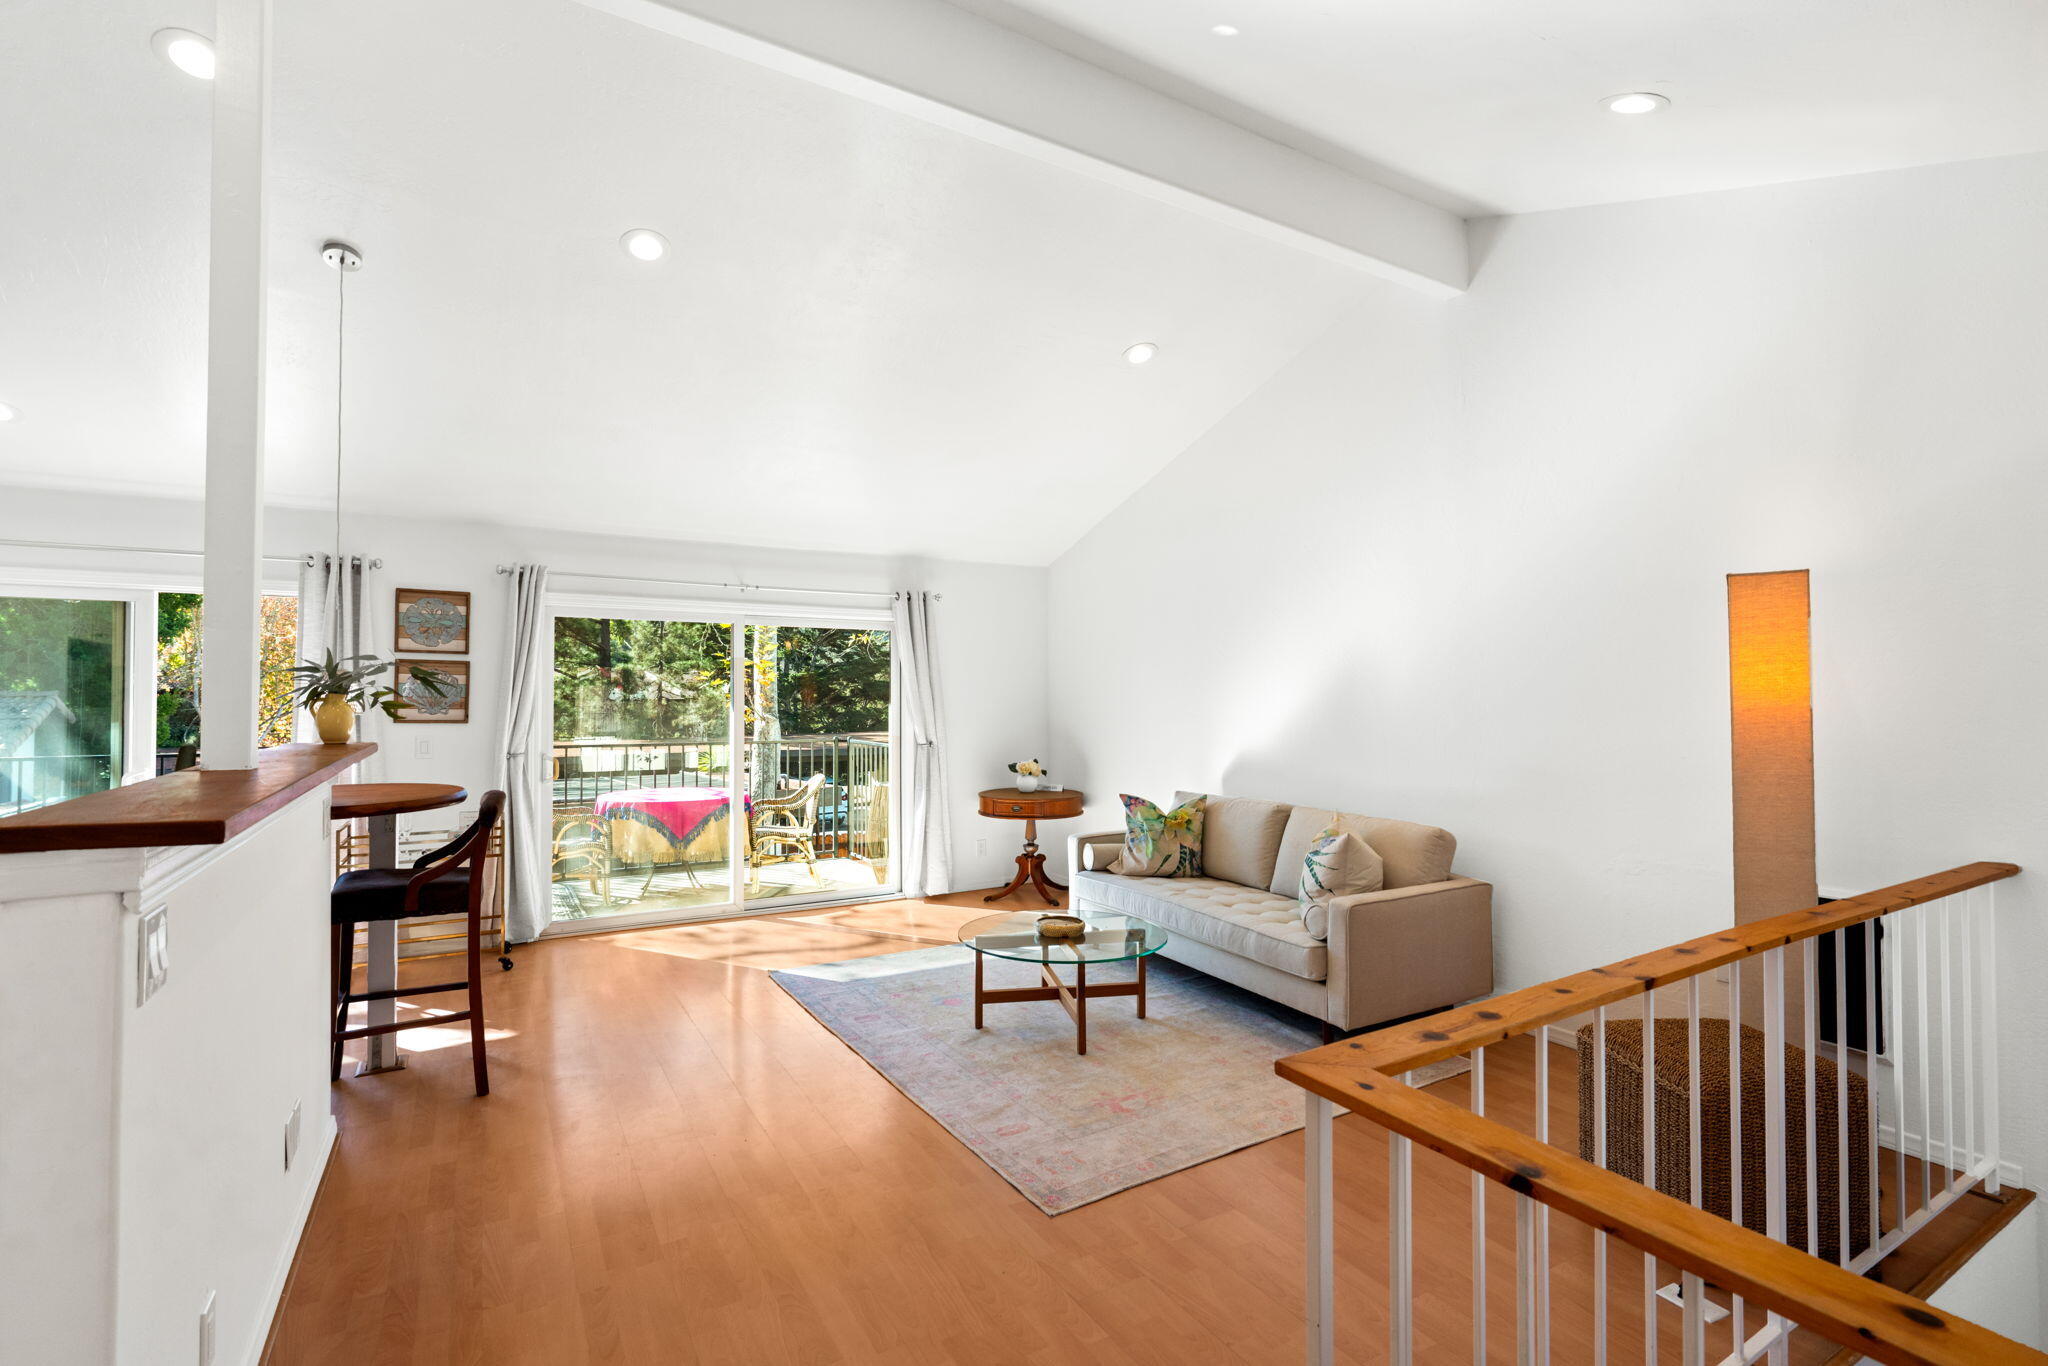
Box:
left=332, top=254, right=347, bottom=643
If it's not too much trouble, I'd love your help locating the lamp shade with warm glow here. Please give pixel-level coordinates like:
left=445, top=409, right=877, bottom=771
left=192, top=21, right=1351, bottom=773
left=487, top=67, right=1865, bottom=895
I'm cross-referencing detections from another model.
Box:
left=1728, top=570, right=1816, bottom=927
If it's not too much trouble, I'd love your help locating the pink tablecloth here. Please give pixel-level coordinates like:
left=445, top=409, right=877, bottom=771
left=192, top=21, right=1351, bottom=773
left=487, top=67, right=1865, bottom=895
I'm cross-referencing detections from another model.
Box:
left=593, top=787, right=748, bottom=864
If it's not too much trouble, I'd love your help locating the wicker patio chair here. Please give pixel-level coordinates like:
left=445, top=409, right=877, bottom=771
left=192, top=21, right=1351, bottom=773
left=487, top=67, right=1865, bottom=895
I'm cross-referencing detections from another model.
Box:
left=748, top=774, right=827, bottom=888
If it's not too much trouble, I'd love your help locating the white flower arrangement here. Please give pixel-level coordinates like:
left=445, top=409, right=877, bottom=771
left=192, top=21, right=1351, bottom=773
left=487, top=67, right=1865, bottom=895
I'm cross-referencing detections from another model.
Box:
left=1007, top=759, right=1045, bottom=777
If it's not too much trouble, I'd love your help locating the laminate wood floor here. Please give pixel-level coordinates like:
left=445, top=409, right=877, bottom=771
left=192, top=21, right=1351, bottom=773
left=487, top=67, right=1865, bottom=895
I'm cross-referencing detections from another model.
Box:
left=263, top=891, right=2012, bottom=1365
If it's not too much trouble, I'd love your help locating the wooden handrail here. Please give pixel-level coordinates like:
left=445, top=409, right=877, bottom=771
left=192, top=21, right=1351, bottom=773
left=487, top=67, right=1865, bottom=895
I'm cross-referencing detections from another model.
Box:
left=1275, top=860, right=2030, bottom=1365
left=1276, top=1056, right=2046, bottom=1366
left=1293, top=861, right=2018, bottom=1077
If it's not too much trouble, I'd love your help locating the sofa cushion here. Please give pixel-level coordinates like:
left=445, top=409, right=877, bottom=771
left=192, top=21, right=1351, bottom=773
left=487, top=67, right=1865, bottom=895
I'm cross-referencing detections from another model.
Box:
left=1175, top=791, right=1291, bottom=889
left=1112, top=793, right=1207, bottom=877
left=1073, top=870, right=1327, bottom=981
left=1270, top=807, right=1457, bottom=894
left=1297, top=829, right=1384, bottom=939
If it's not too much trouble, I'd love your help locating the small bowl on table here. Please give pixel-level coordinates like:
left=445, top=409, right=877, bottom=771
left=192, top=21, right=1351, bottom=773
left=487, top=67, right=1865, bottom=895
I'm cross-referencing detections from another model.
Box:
left=1035, top=914, right=1086, bottom=940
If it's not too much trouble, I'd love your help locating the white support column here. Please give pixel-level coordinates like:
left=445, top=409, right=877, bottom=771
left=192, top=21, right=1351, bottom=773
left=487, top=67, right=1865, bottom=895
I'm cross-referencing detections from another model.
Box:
left=199, top=0, right=272, bottom=771
left=1305, top=1093, right=1334, bottom=1366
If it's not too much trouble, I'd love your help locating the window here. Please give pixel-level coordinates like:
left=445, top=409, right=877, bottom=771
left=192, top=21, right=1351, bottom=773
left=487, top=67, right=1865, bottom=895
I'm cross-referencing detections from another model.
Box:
left=153, top=592, right=301, bottom=769
left=0, top=595, right=129, bottom=814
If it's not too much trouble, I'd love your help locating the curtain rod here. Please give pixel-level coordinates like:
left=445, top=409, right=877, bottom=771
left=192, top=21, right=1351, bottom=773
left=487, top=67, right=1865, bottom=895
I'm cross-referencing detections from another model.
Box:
left=495, top=564, right=923, bottom=601
left=0, top=536, right=377, bottom=566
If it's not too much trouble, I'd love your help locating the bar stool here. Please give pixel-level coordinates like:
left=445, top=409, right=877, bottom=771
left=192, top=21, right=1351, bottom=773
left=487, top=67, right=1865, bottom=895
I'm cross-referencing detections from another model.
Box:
left=331, top=790, right=504, bottom=1096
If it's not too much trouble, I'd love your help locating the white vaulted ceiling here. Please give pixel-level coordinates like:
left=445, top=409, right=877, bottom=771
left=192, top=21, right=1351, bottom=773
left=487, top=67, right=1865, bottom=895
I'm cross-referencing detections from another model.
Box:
left=0, top=0, right=1373, bottom=563
left=949, top=0, right=2048, bottom=216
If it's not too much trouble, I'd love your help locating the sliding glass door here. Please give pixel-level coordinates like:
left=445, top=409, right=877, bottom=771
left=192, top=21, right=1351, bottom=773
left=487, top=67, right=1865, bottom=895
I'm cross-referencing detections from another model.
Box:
left=546, top=607, right=894, bottom=929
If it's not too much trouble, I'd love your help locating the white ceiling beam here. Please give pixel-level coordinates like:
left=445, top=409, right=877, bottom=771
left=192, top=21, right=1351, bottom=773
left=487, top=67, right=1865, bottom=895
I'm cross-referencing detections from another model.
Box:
left=574, top=0, right=1469, bottom=296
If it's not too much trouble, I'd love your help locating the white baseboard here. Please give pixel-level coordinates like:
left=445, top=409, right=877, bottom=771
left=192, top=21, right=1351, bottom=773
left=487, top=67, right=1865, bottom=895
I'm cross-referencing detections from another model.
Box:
left=242, top=1117, right=338, bottom=1366
left=1874, top=1122, right=2026, bottom=1191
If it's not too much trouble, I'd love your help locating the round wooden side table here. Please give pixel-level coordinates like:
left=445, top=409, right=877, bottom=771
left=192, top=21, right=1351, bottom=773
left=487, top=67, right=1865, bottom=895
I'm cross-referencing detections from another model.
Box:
left=977, top=787, right=1085, bottom=904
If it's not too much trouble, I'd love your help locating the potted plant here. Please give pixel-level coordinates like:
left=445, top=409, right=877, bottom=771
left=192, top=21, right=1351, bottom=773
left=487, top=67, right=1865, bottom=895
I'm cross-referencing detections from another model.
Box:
left=290, top=650, right=448, bottom=743
left=1007, top=758, right=1046, bottom=792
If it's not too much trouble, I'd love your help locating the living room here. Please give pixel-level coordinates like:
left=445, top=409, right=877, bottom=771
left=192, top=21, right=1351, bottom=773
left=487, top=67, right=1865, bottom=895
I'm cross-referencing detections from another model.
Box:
left=4, top=1, right=2047, bottom=1363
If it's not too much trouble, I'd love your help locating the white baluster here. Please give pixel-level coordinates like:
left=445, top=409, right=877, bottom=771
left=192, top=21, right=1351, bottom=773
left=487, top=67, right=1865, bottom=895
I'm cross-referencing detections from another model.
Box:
left=1681, top=1271, right=1706, bottom=1366
left=1518, top=1192, right=1536, bottom=1366
left=1391, top=1132, right=1413, bottom=1366
left=1962, top=891, right=1976, bottom=1189
left=1643, top=992, right=1659, bottom=1366
left=1474, top=1046, right=1487, bottom=1365
left=1916, top=906, right=1933, bottom=1212
left=1593, top=1010, right=1608, bottom=1366
left=1940, top=896, right=1956, bottom=1185
left=1864, top=913, right=1880, bottom=1257
left=1835, top=926, right=1849, bottom=1264
left=1802, top=938, right=1818, bottom=1257
left=1982, top=883, right=2002, bottom=1196
left=1762, top=946, right=1789, bottom=1365
left=1728, top=966, right=1745, bottom=1350
left=1689, top=978, right=1703, bottom=1209
left=1305, top=1093, right=1334, bottom=1366
left=1534, top=1030, right=1551, bottom=1365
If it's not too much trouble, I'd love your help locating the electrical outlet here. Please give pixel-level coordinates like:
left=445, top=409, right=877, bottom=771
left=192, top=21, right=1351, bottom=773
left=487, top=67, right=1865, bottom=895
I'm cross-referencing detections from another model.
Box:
left=198, top=1291, right=216, bottom=1366
left=138, top=905, right=170, bottom=1005
left=975, top=837, right=988, bottom=857
left=283, top=1100, right=302, bottom=1172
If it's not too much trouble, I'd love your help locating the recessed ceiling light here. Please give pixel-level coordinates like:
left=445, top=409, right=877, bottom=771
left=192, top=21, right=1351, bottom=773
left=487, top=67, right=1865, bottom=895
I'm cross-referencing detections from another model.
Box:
left=1211, top=24, right=1240, bottom=37
left=0, top=402, right=17, bottom=423
left=620, top=228, right=669, bottom=262
left=151, top=28, right=216, bottom=80
left=1123, top=342, right=1159, bottom=365
left=1604, top=91, right=1669, bottom=116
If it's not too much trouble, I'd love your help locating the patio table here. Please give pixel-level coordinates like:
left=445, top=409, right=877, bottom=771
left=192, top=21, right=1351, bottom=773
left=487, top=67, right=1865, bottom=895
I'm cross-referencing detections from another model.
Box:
left=592, top=786, right=748, bottom=865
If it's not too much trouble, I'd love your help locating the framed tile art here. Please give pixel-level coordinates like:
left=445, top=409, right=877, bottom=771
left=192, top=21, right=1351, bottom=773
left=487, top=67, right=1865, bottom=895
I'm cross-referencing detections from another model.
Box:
left=394, top=588, right=471, bottom=654
left=392, top=658, right=469, bottom=724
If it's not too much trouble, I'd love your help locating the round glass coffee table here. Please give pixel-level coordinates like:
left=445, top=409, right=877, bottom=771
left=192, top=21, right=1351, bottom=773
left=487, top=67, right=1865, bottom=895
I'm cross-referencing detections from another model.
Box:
left=956, top=909, right=1169, bottom=1055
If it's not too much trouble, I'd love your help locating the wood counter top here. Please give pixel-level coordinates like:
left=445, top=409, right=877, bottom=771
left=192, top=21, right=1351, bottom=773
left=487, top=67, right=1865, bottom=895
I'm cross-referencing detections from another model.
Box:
left=0, top=742, right=377, bottom=855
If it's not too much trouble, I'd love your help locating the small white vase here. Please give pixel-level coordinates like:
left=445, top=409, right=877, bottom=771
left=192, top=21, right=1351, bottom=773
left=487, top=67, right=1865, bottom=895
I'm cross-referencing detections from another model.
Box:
left=1015, top=773, right=1040, bottom=792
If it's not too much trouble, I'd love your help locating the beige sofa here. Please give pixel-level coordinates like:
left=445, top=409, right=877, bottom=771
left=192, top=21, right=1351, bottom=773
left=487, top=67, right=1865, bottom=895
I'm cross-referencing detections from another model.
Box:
left=1067, top=793, right=1493, bottom=1035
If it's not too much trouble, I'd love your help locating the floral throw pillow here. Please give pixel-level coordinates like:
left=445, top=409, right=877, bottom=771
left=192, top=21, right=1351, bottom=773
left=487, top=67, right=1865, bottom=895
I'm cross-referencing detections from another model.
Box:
left=1298, top=826, right=1384, bottom=939
left=1112, top=793, right=1207, bottom=877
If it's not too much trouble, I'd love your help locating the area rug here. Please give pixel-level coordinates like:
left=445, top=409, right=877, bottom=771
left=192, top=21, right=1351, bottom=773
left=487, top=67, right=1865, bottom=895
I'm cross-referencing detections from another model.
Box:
left=771, top=945, right=1470, bottom=1214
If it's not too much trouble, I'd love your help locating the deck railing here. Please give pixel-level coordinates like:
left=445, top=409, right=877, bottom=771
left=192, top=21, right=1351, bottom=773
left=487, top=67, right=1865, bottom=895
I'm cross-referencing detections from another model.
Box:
left=549, top=735, right=889, bottom=858
left=1278, top=862, right=2038, bottom=1365
left=0, top=753, right=114, bottom=817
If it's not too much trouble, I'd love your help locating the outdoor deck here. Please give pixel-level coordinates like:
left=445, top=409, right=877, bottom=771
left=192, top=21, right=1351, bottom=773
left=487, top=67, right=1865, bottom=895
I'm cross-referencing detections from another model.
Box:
left=552, top=856, right=888, bottom=921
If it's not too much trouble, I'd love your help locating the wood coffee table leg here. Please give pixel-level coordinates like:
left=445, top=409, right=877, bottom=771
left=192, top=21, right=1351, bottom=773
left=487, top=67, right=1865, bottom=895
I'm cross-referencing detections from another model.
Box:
left=973, top=950, right=984, bottom=1029
left=1075, top=959, right=1087, bottom=1054
left=1137, top=952, right=1147, bottom=1019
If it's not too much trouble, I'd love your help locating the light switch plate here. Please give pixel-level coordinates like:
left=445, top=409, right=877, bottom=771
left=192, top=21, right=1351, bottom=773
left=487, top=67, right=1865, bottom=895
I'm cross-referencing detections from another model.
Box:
left=199, top=1290, right=216, bottom=1365
left=139, top=905, right=170, bottom=1005
left=284, top=1100, right=303, bottom=1171
left=415, top=737, right=432, bottom=758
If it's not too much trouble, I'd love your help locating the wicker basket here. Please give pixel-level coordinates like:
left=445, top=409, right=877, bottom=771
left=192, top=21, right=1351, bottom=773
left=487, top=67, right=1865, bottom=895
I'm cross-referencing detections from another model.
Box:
left=1575, top=1017, right=1872, bottom=1264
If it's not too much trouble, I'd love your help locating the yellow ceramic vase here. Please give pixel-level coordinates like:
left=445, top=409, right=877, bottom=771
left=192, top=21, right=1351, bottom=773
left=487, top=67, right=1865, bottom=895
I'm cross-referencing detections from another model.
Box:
left=311, top=693, right=357, bottom=743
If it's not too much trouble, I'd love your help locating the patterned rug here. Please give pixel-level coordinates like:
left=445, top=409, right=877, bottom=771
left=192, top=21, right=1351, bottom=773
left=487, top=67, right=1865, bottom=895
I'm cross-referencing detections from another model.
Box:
left=772, top=945, right=1469, bottom=1214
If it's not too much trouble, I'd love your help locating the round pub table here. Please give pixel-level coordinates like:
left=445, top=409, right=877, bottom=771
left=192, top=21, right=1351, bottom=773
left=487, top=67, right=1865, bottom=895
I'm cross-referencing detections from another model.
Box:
left=977, top=787, right=1085, bottom=904
left=331, top=782, right=467, bottom=1075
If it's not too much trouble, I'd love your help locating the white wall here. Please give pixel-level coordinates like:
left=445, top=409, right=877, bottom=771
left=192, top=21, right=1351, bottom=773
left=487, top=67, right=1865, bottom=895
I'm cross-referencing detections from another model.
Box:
left=0, top=486, right=1046, bottom=895
left=1929, top=1199, right=2044, bottom=1349
left=0, top=794, right=336, bottom=1366
left=1049, top=149, right=2048, bottom=1190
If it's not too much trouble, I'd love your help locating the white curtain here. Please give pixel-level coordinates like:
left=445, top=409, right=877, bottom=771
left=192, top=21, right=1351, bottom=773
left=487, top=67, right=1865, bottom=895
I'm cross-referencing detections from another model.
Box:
left=892, top=590, right=953, bottom=898
left=296, top=554, right=380, bottom=773
left=496, top=564, right=553, bottom=943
